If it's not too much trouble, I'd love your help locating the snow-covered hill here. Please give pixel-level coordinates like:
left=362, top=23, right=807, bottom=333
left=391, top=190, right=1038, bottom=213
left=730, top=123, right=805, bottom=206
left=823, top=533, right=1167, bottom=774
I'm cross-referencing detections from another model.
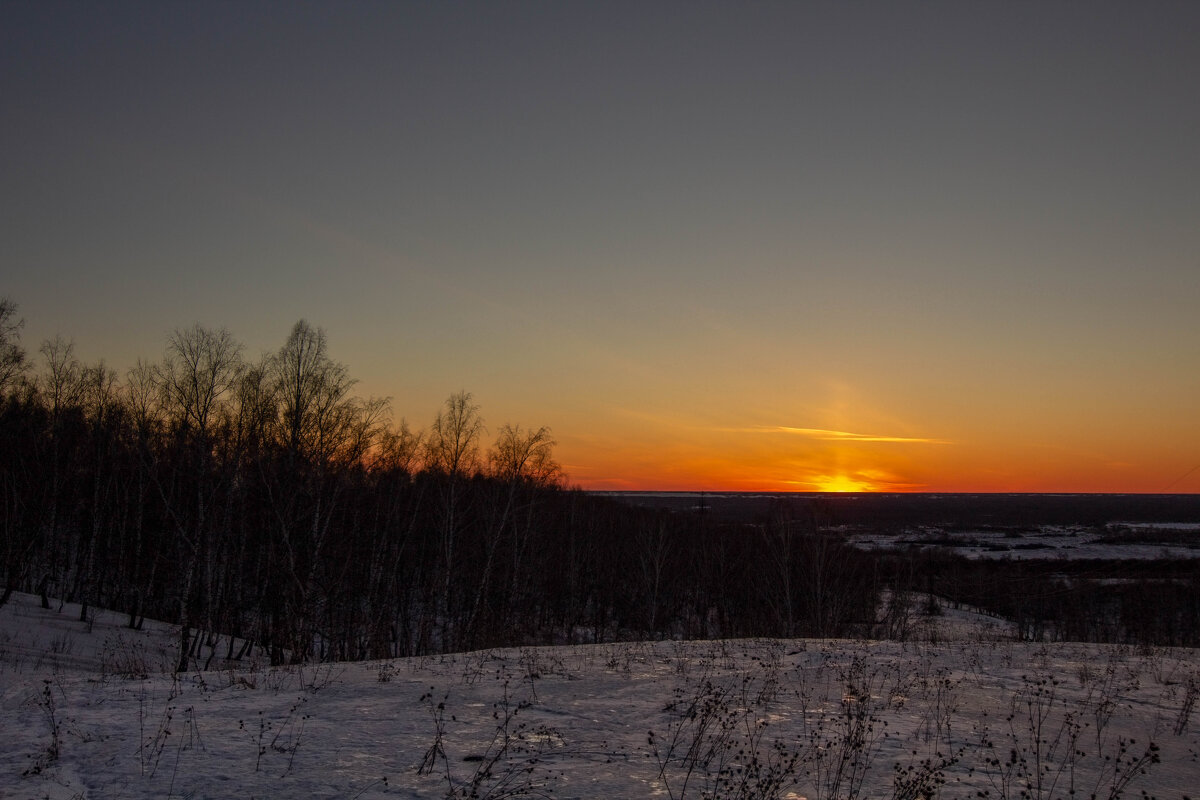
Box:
left=2, top=592, right=1196, bottom=799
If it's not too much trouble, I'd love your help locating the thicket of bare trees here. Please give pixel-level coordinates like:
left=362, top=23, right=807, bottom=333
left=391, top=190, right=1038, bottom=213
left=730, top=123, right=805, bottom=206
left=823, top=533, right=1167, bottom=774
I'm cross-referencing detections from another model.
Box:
left=0, top=301, right=882, bottom=666
left=883, top=548, right=1200, bottom=647
left=5, top=298, right=1188, bottom=665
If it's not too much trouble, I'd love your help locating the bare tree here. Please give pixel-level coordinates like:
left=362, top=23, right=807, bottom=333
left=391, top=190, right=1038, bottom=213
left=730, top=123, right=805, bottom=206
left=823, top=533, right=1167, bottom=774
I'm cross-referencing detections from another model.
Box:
left=759, top=512, right=798, bottom=637
left=471, top=425, right=564, bottom=643
left=425, top=391, right=484, bottom=649
left=489, top=424, right=561, bottom=487
left=33, top=336, right=85, bottom=608
left=373, top=418, right=423, bottom=475
left=160, top=324, right=242, bottom=444
left=335, top=396, right=390, bottom=468
left=39, top=336, right=83, bottom=420
left=158, top=324, right=243, bottom=671
left=0, top=297, right=27, bottom=395
left=273, top=320, right=357, bottom=464
left=0, top=299, right=32, bottom=606
left=125, top=359, right=163, bottom=439
left=459, top=424, right=560, bottom=646
left=426, top=391, right=483, bottom=478
left=636, top=518, right=677, bottom=637
left=263, top=321, right=390, bottom=661
left=231, top=354, right=278, bottom=456
left=120, top=359, right=165, bottom=629
left=73, top=360, right=119, bottom=622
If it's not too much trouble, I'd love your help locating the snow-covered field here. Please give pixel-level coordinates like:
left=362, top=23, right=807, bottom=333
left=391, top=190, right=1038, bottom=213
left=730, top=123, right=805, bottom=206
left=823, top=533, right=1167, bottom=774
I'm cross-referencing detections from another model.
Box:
left=2, top=592, right=1198, bottom=799
left=846, top=523, right=1200, bottom=561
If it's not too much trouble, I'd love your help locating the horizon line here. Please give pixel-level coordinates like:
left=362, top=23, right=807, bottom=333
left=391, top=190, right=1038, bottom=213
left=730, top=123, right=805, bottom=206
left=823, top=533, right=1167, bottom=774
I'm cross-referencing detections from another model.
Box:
left=585, top=489, right=1200, bottom=496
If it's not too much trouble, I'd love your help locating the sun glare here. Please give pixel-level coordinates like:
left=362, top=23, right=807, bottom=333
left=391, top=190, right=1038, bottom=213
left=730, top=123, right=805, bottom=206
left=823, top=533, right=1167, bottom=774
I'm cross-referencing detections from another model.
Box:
left=815, top=474, right=874, bottom=493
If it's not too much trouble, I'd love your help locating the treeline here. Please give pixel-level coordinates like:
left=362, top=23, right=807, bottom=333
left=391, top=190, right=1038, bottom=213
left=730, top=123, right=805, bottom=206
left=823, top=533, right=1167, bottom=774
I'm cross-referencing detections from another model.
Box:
left=4, top=298, right=1193, bottom=663
left=0, top=299, right=879, bottom=667
left=878, top=547, right=1200, bottom=647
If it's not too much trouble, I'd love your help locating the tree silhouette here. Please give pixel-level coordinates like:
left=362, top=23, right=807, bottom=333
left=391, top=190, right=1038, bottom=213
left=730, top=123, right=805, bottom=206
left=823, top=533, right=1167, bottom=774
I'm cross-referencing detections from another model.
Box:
left=0, top=297, right=26, bottom=395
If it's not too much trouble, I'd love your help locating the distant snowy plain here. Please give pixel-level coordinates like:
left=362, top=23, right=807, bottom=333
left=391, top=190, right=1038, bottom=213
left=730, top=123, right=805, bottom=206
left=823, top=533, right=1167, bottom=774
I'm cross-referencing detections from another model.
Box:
left=2, top=592, right=1197, bottom=799
left=845, top=522, right=1200, bottom=562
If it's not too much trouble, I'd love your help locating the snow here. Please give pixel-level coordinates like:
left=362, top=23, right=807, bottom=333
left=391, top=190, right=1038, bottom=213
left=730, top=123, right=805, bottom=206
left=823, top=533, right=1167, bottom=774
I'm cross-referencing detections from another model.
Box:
left=1116, top=523, right=1200, bottom=531
left=847, top=523, right=1200, bottom=561
left=2, top=591, right=1198, bottom=799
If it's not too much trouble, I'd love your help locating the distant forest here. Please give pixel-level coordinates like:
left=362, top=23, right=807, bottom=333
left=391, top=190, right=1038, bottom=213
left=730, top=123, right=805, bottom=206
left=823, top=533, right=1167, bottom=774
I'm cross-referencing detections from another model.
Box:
left=1, top=297, right=1197, bottom=669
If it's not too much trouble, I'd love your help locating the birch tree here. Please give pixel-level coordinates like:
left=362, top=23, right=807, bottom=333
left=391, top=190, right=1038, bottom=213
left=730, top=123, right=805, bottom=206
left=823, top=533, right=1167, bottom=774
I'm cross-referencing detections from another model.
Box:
left=159, top=324, right=242, bottom=670
left=0, top=298, right=26, bottom=395
left=425, top=391, right=483, bottom=649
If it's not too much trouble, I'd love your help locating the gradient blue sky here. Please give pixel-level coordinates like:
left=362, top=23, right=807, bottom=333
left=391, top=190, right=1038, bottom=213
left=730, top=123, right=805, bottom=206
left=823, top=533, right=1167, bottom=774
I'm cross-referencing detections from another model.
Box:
left=4, top=1, right=1199, bottom=490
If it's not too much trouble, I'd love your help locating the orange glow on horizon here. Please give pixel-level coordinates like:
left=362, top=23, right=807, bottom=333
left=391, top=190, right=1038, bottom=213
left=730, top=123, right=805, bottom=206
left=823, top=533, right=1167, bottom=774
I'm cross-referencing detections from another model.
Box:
left=570, top=469, right=1199, bottom=495
left=563, top=449, right=1200, bottom=495
left=554, top=410, right=1200, bottom=495
left=569, top=464, right=1200, bottom=495
left=812, top=474, right=877, bottom=493
left=567, top=454, right=924, bottom=494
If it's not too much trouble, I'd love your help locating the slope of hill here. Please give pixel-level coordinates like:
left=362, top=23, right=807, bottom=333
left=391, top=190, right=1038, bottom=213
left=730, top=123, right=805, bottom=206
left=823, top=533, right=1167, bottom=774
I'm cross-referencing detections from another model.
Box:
left=2, top=592, right=1197, bottom=799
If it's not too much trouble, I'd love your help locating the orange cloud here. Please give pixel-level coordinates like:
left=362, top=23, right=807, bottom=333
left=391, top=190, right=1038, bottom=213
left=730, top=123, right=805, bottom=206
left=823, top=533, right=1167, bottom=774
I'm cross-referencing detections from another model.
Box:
left=771, top=426, right=952, bottom=444
left=712, top=425, right=951, bottom=444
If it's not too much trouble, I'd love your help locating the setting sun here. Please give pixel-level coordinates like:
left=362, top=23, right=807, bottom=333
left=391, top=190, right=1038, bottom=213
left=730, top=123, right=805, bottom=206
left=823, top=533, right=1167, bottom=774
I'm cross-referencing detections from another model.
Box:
left=814, top=474, right=875, bottom=493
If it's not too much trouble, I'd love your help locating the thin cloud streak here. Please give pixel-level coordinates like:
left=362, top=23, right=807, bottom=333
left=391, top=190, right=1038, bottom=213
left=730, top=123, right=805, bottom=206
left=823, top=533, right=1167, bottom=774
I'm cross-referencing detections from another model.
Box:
left=725, top=426, right=953, bottom=444
left=778, top=427, right=952, bottom=444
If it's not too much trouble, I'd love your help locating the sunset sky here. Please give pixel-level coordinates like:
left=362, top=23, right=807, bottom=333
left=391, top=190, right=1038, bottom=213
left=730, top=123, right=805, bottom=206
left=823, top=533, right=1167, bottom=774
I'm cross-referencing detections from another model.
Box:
left=3, top=2, right=1199, bottom=492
